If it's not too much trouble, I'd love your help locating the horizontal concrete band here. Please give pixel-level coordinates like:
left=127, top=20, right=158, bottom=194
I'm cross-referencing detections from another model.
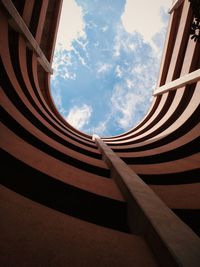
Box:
left=94, top=136, right=200, bottom=267
left=1, top=0, right=53, bottom=74
left=153, top=69, right=200, bottom=96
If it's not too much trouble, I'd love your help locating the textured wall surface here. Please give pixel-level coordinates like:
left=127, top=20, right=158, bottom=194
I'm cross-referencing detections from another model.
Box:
left=0, top=0, right=199, bottom=266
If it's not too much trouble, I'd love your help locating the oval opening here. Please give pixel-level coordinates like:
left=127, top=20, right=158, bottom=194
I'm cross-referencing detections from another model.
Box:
left=50, top=0, right=171, bottom=137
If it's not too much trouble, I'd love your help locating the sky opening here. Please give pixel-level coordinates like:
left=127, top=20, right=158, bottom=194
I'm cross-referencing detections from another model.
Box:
left=50, top=0, right=172, bottom=137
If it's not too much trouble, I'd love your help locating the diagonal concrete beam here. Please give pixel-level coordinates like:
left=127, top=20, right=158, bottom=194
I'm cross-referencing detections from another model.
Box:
left=154, top=69, right=200, bottom=96
left=169, top=0, right=184, bottom=14
left=94, top=136, right=200, bottom=267
left=1, top=0, right=53, bottom=74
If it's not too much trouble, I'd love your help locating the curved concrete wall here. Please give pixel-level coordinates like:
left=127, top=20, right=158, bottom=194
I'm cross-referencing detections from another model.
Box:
left=0, top=0, right=199, bottom=266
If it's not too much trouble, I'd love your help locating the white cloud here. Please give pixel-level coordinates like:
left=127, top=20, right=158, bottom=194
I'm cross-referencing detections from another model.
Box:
left=113, top=38, right=121, bottom=57
left=97, top=63, right=112, bottom=74
left=126, top=79, right=134, bottom=88
left=115, top=65, right=123, bottom=78
left=113, top=25, right=141, bottom=58
left=50, top=85, right=68, bottom=118
left=91, top=121, right=107, bottom=136
left=121, top=0, right=171, bottom=42
left=52, top=89, right=62, bottom=108
left=128, top=43, right=136, bottom=51
left=56, top=0, right=86, bottom=51
left=72, top=47, right=87, bottom=66
left=66, top=104, right=92, bottom=129
left=111, top=84, right=144, bottom=130
left=102, top=26, right=108, bottom=32
left=51, top=44, right=76, bottom=81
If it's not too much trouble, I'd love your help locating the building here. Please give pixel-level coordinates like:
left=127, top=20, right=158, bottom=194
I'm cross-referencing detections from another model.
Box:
left=0, top=0, right=200, bottom=266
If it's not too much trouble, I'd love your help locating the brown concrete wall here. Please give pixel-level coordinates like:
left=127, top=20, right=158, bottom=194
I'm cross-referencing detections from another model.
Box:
left=0, top=0, right=199, bottom=266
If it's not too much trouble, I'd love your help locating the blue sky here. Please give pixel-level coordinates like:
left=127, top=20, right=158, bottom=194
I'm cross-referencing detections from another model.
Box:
left=50, top=0, right=171, bottom=137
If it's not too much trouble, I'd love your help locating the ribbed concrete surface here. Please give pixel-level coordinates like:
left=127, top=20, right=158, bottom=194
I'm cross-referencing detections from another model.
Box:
left=0, top=0, right=199, bottom=265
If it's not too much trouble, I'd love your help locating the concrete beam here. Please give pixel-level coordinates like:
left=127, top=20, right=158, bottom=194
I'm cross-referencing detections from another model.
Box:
left=169, top=0, right=184, bottom=14
left=94, top=136, right=200, bottom=267
left=1, top=0, right=53, bottom=74
left=153, top=69, right=200, bottom=96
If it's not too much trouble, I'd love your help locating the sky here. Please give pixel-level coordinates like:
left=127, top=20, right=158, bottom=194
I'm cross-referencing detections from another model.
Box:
left=50, top=0, right=172, bottom=137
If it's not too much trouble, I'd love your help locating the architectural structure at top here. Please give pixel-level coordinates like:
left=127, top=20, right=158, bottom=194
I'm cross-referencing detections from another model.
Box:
left=0, top=0, right=200, bottom=266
